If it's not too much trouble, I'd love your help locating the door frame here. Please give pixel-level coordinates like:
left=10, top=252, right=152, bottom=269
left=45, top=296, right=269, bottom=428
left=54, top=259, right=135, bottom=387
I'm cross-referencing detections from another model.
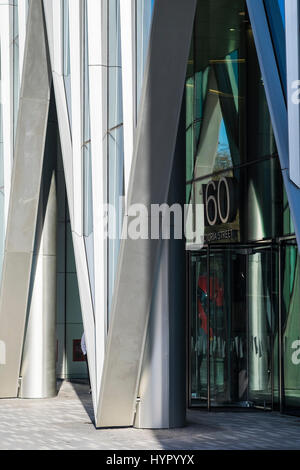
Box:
left=187, top=239, right=280, bottom=411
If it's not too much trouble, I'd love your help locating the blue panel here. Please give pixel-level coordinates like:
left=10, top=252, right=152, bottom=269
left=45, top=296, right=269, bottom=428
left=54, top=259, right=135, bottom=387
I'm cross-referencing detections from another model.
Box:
left=278, top=0, right=285, bottom=23
left=264, top=0, right=286, bottom=95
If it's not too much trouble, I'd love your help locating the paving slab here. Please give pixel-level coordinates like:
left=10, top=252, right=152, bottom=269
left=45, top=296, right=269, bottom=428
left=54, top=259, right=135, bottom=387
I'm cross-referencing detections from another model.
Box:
left=0, top=381, right=299, bottom=450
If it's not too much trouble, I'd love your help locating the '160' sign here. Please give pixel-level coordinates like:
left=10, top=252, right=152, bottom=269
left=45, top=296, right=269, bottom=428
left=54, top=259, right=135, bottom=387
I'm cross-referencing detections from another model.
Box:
left=203, top=177, right=238, bottom=227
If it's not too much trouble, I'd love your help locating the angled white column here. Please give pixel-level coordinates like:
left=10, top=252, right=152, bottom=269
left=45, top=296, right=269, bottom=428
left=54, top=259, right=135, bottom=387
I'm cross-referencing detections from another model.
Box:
left=135, top=103, right=186, bottom=430
left=87, top=0, right=108, bottom=400
left=135, top=240, right=171, bottom=428
left=0, top=0, right=14, bottom=228
left=120, top=0, right=135, bottom=198
left=285, top=0, right=300, bottom=188
left=43, top=0, right=98, bottom=413
left=0, top=0, right=51, bottom=398
left=19, top=156, right=57, bottom=399
left=96, top=0, right=197, bottom=428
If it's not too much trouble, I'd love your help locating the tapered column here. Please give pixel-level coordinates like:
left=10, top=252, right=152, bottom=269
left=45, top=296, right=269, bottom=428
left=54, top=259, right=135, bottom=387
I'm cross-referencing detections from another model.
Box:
left=19, top=112, right=57, bottom=398
left=134, top=103, right=186, bottom=429
left=0, top=0, right=51, bottom=398
left=96, top=0, right=196, bottom=428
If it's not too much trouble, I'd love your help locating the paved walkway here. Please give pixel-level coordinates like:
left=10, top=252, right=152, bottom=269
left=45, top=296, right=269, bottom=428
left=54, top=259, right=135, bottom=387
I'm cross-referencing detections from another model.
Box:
left=0, top=381, right=299, bottom=450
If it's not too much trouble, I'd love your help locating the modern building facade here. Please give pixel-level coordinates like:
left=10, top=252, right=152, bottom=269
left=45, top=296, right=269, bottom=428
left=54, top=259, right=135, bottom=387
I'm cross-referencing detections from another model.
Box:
left=0, top=0, right=299, bottom=429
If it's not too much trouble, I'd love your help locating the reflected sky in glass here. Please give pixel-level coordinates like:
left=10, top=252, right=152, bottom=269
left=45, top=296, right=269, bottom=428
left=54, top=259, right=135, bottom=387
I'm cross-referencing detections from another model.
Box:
left=277, top=0, right=285, bottom=25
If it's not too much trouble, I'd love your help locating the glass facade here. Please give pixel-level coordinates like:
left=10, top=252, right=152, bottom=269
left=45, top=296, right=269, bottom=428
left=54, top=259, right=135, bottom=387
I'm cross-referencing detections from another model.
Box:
left=56, top=147, right=87, bottom=380
left=136, top=0, right=154, bottom=120
left=264, top=0, right=286, bottom=95
left=186, top=0, right=287, bottom=246
left=63, top=0, right=72, bottom=125
left=187, top=0, right=300, bottom=415
left=13, top=1, right=19, bottom=142
left=107, top=0, right=154, bottom=315
left=83, top=0, right=95, bottom=306
left=189, top=245, right=278, bottom=409
left=281, top=242, right=300, bottom=414
left=107, top=0, right=124, bottom=315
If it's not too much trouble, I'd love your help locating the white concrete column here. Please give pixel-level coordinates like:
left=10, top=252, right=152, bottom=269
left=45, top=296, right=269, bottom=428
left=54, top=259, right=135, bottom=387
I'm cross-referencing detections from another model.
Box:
left=96, top=0, right=196, bottom=428
left=135, top=100, right=186, bottom=429
left=135, top=240, right=171, bottom=428
left=19, top=149, right=57, bottom=399
left=0, top=0, right=14, bottom=228
left=0, top=0, right=51, bottom=398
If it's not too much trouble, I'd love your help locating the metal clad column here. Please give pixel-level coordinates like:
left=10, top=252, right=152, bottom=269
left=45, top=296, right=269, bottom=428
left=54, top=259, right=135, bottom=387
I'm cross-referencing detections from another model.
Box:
left=96, top=0, right=196, bottom=428
left=0, top=0, right=51, bottom=398
left=135, top=102, right=186, bottom=429
left=19, top=102, right=57, bottom=399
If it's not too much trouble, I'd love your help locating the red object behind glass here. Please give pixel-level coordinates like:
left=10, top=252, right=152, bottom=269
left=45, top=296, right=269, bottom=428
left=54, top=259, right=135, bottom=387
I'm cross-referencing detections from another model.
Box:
left=197, top=276, right=224, bottom=338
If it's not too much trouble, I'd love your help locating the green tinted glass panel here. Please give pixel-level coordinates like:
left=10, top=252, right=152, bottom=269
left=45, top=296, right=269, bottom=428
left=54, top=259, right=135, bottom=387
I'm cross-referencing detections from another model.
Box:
left=282, top=245, right=300, bottom=414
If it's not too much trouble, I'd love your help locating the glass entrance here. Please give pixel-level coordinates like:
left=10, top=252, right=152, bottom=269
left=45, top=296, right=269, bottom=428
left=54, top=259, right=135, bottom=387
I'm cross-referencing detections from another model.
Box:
left=280, top=241, right=300, bottom=415
left=188, top=244, right=277, bottom=409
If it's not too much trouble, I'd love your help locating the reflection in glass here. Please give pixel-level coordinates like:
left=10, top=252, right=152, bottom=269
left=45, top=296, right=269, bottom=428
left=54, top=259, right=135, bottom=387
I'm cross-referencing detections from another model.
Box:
left=283, top=186, right=295, bottom=236
left=190, top=254, right=208, bottom=406
left=63, top=0, right=72, bottom=125
left=264, top=0, right=286, bottom=95
left=108, top=0, right=124, bottom=317
left=83, top=0, right=95, bottom=306
left=83, top=0, right=93, bottom=238
left=209, top=250, right=248, bottom=406
left=187, top=156, right=283, bottom=248
left=187, top=0, right=298, bottom=417
left=186, top=0, right=246, bottom=185
left=136, top=0, right=154, bottom=121
left=189, top=247, right=278, bottom=409
left=248, top=250, right=274, bottom=408
left=282, top=245, right=300, bottom=414
left=13, top=2, right=19, bottom=141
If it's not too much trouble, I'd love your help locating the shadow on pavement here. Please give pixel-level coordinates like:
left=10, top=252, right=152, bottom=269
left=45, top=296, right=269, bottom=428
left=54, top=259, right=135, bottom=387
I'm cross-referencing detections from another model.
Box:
left=68, top=381, right=95, bottom=426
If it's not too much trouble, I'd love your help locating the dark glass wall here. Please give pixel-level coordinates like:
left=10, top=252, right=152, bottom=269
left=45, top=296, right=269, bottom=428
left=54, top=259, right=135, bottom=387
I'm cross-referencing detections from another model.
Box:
left=281, top=243, right=300, bottom=414
left=185, top=0, right=294, bottom=246
left=187, top=0, right=300, bottom=414
left=264, top=0, right=286, bottom=95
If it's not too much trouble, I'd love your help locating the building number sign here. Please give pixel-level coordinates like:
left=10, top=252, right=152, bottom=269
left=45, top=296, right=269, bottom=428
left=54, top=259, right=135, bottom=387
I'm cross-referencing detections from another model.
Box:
left=203, top=177, right=238, bottom=227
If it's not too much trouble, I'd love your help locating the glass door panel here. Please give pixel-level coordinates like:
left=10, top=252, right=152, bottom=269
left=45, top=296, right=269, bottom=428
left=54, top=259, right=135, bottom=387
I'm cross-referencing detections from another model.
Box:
left=281, top=243, right=300, bottom=414
left=247, top=248, right=275, bottom=409
left=189, top=244, right=277, bottom=410
left=209, top=251, right=227, bottom=406
left=189, top=252, right=208, bottom=406
left=209, top=249, right=248, bottom=407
